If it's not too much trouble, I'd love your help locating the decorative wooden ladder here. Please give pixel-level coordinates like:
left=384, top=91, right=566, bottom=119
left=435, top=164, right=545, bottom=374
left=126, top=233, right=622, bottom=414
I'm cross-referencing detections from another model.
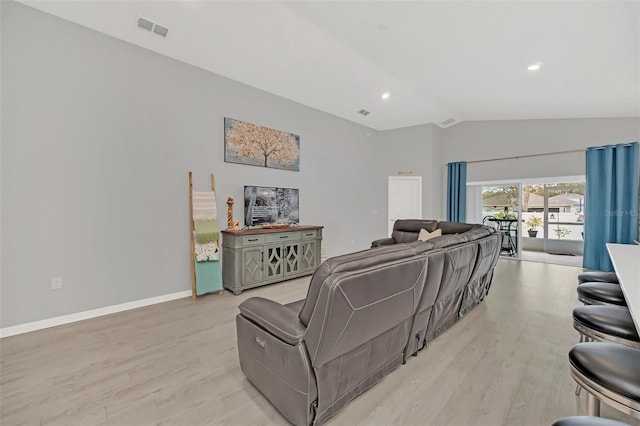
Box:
left=189, top=172, right=224, bottom=300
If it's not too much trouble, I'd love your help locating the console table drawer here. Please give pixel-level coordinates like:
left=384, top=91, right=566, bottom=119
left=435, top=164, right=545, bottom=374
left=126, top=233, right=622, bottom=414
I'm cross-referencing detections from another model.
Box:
left=301, top=230, right=318, bottom=240
left=242, top=235, right=265, bottom=246
left=266, top=232, right=301, bottom=243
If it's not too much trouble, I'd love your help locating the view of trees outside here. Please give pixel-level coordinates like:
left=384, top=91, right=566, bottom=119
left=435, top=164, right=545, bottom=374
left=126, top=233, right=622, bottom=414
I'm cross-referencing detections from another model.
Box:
left=482, top=182, right=585, bottom=241
left=482, top=185, right=519, bottom=217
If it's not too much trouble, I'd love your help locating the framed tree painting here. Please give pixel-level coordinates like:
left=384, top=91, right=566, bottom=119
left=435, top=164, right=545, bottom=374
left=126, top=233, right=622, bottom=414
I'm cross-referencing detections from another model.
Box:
left=224, top=118, right=300, bottom=171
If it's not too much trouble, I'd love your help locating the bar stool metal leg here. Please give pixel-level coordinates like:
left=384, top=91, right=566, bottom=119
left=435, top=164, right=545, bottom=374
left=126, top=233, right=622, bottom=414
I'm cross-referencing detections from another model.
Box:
left=586, top=392, right=600, bottom=416
left=575, top=333, right=586, bottom=396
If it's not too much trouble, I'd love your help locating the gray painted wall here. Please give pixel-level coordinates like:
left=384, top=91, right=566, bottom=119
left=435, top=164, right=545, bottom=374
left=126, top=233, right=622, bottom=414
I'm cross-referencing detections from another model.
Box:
left=442, top=117, right=640, bottom=184
left=375, top=124, right=445, bottom=222
left=1, top=2, right=391, bottom=327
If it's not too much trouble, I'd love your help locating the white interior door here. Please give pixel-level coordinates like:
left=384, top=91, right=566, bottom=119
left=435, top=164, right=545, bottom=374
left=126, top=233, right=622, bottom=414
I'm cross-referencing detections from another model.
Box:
left=388, top=176, right=422, bottom=235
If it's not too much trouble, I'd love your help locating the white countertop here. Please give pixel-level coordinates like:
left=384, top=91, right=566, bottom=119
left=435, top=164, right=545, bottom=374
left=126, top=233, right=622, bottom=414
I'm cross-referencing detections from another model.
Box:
left=607, top=243, right=640, bottom=333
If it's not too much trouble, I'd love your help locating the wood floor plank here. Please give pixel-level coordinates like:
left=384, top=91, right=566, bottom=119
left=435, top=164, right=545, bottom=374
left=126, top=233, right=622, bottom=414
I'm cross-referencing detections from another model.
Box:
left=2, top=262, right=639, bottom=425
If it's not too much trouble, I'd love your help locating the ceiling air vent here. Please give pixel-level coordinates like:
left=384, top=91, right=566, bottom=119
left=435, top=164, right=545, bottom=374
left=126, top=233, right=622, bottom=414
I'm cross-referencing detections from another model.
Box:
left=137, top=16, right=169, bottom=38
left=137, top=17, right=154, bottom=32
left=153, top=24, right=169, bottom=38
left=441, top=118, right=456, bottom=127
left=358, top=109, right=370, bottom=116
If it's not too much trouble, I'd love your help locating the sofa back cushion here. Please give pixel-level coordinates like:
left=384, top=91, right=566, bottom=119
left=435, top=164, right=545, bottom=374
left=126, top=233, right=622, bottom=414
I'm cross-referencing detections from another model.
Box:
left=436, top=221, right=478, bottom=234
left=405, top=240, right=436, bottom=254
left=429, top=234, right=468, bottom=249
left=436, top=241, right=479, bottom=302
left=404, top=232, right=468, bottom=252
left=303, top=255, right=428, bottom=367
left=415, top=249, right=446, bottom=310
left=391, top=219, right=438, bottom=243
left=469, top=233, right=501, bottom=282
left=299, top=244, right=416, bottom=325
left=463, top=227, right=491, bottom=242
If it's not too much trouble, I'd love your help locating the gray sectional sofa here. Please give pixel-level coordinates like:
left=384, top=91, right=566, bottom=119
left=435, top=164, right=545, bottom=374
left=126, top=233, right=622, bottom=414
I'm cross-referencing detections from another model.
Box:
left=236, top=220, right=501, bottom=425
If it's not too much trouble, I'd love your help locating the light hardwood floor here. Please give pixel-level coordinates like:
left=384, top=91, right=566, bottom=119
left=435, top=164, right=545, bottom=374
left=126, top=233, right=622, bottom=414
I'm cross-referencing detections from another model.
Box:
left=2, top=260, right=639, bottom=426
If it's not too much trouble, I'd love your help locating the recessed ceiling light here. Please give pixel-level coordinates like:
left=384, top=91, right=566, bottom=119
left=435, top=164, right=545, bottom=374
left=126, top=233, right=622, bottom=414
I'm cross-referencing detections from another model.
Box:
left=381, top=92, right=390, bottom=100
left=527, top=62, right=542, bottom=71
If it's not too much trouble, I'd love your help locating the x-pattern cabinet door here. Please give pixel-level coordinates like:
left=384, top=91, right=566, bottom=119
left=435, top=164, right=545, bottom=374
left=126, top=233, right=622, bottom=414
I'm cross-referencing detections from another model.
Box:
left=300, top=240, right=317, bottom=272
left=284, top=242, right=300, bottom=275
left=265, top=244, right=284, bottom=280
left=242, top=246, right=264, bottom=285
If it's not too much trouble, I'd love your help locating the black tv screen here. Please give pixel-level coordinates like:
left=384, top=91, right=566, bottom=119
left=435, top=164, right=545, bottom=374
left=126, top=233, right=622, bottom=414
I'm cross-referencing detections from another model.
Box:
left=244, top=186, right=299, bottom=226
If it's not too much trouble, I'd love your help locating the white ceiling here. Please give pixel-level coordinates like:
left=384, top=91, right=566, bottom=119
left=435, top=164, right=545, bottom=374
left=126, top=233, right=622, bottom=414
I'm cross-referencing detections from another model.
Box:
left=19, top=1, right=640, bottom=130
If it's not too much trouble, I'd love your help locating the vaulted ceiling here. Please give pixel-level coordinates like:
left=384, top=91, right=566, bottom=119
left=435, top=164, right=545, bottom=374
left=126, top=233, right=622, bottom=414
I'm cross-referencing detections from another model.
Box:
left=19, top=1, right=640, bottom=130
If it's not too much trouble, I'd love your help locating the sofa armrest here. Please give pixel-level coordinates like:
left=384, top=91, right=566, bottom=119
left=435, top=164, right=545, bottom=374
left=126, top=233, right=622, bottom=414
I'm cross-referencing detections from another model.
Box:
left=239, top=297, right=306, bottom=345
left=284, top=299, right=305, bottom=314
left=371, top=237, right=396, bottom=248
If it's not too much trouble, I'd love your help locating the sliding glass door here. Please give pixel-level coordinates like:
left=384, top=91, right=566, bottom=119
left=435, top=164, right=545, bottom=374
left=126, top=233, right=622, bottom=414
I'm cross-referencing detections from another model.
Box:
left=472, top=179, right=584, bottom=263
left=480, top=184, right=522, bottom=259
left=522, top=181, right=584, bottom=255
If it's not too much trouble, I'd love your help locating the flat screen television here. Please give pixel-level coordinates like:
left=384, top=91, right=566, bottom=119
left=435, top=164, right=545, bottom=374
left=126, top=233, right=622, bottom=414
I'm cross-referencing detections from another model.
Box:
left=244, top=186, right=299, bottom=227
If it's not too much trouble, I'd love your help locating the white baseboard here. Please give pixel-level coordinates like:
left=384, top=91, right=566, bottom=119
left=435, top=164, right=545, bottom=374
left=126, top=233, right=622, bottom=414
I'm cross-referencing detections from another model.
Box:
left=0, top=290, right=192, bottom=338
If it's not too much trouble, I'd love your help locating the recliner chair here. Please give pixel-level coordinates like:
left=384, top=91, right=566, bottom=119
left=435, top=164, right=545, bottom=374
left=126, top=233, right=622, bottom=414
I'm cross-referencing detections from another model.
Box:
left=236, top=245, right=428, bottom=425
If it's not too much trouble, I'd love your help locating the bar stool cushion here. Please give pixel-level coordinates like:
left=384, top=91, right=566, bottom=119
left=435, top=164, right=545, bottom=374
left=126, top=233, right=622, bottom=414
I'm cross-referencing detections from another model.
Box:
left=569, top=342, right=640, bottom=403
left=578, top=271, right=619, bottom=284
left=552, top=416, right=630, bottom=426
left=577, top=283, right=627, bottom=306
left=573, top=306, right=640, bottom=343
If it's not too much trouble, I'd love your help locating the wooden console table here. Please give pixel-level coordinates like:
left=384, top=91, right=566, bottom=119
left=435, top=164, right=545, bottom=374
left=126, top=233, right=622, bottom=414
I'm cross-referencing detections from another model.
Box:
left=221, top=225, right=323, bottom=295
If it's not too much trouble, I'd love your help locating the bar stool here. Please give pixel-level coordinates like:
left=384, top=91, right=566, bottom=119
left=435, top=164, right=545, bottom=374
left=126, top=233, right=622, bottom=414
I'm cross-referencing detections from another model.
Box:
left=552, top=416, right=631, bottom=426
left=577, top=283, right=628, bottom=307
left=569, top=342, right=640, bottom=419
left=573, top=306, right=640, bottom=348
left=578, top=272, right=619, bottom=285
left=572, top=305, right=640, bottom=395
